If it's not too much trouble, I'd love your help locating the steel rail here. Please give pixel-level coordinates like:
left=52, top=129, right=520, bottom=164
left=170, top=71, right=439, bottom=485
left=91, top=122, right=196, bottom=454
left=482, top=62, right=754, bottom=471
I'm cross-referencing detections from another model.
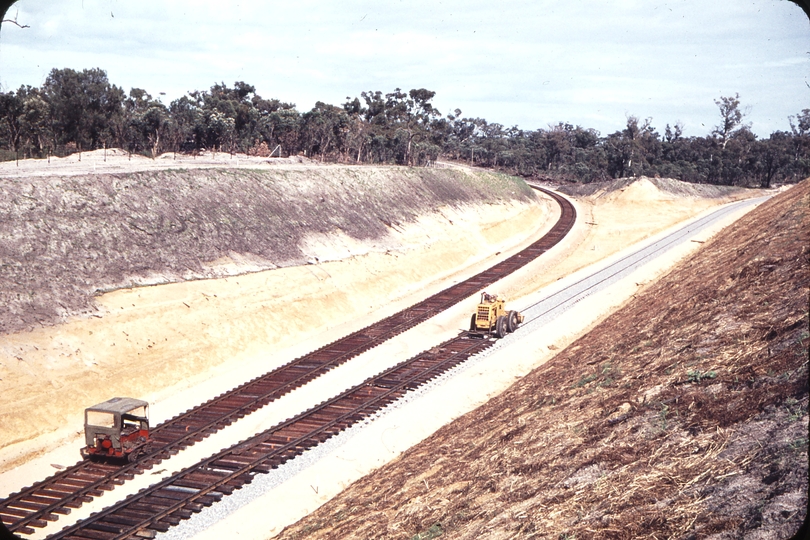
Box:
left=1, top=186, right=574, bottom=536
left=48, top=336, right=494, bottom=539
left=518, top=194, right=767, bottom=327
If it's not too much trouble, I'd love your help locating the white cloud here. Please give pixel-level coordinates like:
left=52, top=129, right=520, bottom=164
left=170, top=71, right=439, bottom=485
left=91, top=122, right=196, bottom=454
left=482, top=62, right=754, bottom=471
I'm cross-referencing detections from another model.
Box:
left=0, top=0, right=807, bottom=137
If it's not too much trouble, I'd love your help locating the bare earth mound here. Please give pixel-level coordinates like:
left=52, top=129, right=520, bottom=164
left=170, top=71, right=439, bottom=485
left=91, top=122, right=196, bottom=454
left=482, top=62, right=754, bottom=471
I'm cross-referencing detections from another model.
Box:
left=277, top=181, right=809, bottom=539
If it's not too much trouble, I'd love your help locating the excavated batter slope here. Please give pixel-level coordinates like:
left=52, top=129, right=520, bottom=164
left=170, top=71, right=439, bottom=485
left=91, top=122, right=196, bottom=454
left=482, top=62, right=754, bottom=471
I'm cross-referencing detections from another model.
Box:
left=0, top=166, right=534, bottom=335
left=0, top=165, right=545, bottom=460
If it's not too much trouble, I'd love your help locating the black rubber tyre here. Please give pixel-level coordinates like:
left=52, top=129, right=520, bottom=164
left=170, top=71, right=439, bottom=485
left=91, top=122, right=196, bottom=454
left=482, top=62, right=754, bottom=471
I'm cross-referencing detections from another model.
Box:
left=495, top=315, right=508, bottom=338
left=470, top=314, right=477, bottom=331
left=507, top=310, right=519, bottom=332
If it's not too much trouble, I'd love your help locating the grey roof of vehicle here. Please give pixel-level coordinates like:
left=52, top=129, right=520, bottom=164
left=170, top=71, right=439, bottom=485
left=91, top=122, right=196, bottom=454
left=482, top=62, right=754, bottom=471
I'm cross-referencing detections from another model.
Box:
left=85, top=397, right=148, bottom=415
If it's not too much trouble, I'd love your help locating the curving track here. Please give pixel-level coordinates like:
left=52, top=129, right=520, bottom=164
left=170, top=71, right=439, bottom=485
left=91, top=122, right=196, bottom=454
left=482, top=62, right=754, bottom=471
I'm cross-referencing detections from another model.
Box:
left=0, top=186, right=576, bottom=537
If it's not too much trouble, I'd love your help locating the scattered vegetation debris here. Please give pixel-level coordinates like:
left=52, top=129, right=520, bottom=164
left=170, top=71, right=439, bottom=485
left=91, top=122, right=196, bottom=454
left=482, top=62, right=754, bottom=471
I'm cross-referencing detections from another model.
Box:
left=278, top=180, right=809, bottom=539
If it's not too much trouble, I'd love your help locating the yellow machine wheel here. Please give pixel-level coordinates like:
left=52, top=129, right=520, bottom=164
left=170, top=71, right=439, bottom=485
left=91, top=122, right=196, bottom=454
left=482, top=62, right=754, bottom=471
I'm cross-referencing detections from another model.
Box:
left=507, top=310, right=519, bottom=332
left=495, top=315, right=508, bottom=338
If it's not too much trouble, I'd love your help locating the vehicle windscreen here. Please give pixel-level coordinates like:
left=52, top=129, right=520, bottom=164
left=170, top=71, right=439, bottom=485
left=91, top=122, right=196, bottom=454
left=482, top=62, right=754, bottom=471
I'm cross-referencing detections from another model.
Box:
left=126, top=405, right=147, bottom=419
left=86, top=410, right=115, bottom=428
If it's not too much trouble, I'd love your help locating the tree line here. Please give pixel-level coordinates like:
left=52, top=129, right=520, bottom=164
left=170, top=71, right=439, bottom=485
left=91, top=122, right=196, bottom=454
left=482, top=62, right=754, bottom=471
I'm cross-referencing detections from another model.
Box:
left=1, top=67, right=808, bottom=188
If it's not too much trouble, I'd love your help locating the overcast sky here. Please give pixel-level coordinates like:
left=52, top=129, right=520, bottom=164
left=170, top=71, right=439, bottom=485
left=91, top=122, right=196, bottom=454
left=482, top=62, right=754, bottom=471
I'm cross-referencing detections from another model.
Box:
left=0, top=0, right=807, bottom=138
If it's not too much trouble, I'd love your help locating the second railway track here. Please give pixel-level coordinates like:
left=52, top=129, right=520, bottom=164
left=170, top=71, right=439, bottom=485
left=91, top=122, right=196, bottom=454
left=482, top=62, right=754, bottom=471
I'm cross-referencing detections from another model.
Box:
left=1, top=186, right=575, bottom=537
left=49, top=333, right=496, bottom=540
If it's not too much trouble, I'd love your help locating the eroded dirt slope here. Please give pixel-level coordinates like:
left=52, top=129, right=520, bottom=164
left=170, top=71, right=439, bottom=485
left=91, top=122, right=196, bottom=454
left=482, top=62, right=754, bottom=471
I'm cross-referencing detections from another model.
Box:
left=277, top=181, right=809, bottom=539
left=0, top=166, right=533, bottom=335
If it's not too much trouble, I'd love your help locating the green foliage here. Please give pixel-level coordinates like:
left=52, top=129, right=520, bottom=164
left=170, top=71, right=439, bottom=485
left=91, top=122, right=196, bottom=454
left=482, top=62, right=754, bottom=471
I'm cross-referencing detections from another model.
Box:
left=789, top=437, right=808, bottom=452
left=598, top=362, right=622, bottom=387
left=687, top=370, right=718, bottom=383
left=784, top=397, right=804, bottom=422
left=41, top=67, right=125, bottom=152
left=2, top=71, right=809, bottom=186
left=574, top=373, right=598, bottom=388
left=657, top=402, right=670, bottom=431
left=574, top=362, right=623, bottom=389
left=411, top=523, right=443, bottom=540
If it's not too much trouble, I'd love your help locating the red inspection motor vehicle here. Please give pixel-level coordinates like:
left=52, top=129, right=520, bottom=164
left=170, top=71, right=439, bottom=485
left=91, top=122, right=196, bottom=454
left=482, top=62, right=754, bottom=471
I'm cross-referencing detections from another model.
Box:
left=81, top=397, right=151, bottom=462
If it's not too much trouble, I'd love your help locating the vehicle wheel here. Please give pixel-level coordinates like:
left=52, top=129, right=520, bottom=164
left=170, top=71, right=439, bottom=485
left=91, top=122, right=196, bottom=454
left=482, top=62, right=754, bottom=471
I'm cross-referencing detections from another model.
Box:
left=470, top=314, right=477, bottom=331
left=495, top=315, right=507, bottom=338
left=507, top=310, right=519, bottom=332
left=126, top=444, right=150, bottom=463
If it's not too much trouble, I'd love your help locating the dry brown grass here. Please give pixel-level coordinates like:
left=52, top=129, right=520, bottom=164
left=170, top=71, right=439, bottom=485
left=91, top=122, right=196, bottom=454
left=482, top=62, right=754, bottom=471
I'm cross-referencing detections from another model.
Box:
left=277, top=180, right=809, bottom=540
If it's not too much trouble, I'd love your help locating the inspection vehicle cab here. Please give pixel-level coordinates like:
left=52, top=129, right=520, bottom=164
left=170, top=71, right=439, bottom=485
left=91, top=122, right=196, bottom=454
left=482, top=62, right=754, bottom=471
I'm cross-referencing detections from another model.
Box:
left=81, top=397, right=151, bottom=462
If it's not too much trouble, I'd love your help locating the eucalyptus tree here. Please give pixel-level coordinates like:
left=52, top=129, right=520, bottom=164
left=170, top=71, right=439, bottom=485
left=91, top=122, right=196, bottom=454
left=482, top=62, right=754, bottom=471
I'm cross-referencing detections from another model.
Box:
left=18, top=87, right=51, bottom=157
left=251, top=96, right=298, bottom=155
left=0, top=86, right=50, bottom=158
left=302, top=101, right=350, bottom=161
left=123, top=88, right=170, bottom=157
left=341, top=96, right=371, bottom=162
left=604, top=116, right=661, bottom=179
left=441, top=109, right=478, bottom=162
left=267, top=108, right=303, bottom=156
left=167, top=95, right=200, bottom=152
left=712, top=93, right=748, bottom=150
left=753, top=131, right=792, bottom=188
left=381, top=88, right=441, bottom=165
left=0, top=88, right=23, bottom=157
left=787, top=109, right=810, bottom=182
left=41, top=68, right=125, bottom=152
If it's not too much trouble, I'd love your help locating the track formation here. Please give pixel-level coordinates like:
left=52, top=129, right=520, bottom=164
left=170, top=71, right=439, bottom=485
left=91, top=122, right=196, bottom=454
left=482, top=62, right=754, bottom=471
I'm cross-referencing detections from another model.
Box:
left=1, top=186, right=575, bottom=538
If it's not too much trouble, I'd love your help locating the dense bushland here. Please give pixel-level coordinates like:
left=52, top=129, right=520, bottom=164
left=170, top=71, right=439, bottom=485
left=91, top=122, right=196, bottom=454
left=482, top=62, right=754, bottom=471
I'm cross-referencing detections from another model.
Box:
left=1, top=68, right=808, bottom=187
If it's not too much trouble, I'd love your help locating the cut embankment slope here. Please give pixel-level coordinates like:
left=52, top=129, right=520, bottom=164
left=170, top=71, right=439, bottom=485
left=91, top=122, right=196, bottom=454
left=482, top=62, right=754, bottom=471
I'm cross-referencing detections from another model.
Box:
left=0, top=166, right=546, bottom=466
left=277, top=180, right=808, bottom=539
left=0, top=166, right=534, bottom=335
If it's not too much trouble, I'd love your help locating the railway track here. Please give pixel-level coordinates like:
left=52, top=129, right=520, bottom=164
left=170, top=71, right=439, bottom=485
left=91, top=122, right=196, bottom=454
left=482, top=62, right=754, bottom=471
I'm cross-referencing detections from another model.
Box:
left=0, top=186, right=575, bottom=537
left=49, top=335, right=495, bottom=539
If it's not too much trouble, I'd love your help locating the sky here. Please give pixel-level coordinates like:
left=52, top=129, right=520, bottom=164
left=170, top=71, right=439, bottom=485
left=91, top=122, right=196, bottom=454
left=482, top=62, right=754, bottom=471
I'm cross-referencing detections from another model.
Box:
left=0, top=0, right=808, bottom=138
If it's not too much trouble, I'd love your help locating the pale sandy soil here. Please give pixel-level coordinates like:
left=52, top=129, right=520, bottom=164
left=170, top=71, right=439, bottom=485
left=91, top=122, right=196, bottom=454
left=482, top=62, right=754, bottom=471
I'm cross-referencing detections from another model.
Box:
left=0, top=156, right=765, bottom=539
left=499, top=177, right=756, bottom=301
left=0, top=196, right=550, bottom=473
left=0, top=148, right=317, bottom=178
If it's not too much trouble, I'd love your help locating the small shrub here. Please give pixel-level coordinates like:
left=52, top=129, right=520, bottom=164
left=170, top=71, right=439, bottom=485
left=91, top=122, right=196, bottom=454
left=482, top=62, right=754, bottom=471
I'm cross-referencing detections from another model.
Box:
left=687, top=369, right=717, bottom=383
left=789, top=437, right=809, bottom=452
left=411, top=523, right=443, bottom=540
left=784, top=397, right=804, bottom=422
left=658, top=403, right=670, bottom=431
left=574, top=373, right=597, bottom=388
